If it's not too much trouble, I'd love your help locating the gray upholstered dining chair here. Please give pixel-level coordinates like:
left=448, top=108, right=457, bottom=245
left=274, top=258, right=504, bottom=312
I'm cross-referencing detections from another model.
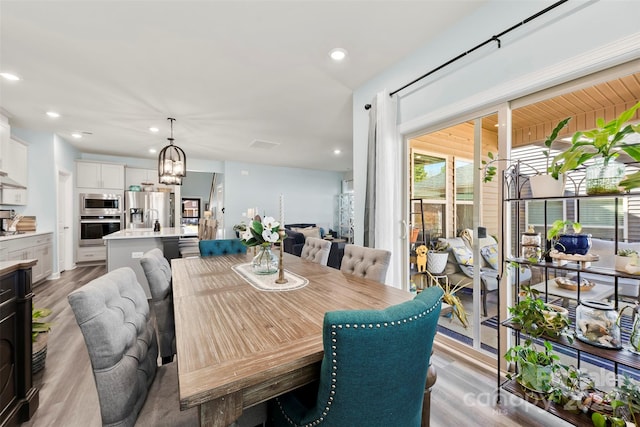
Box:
left=300, top=236, right=332, bottom=266
left=269, top=285, right=444, bottom=427
left=140, top=248, right=176, bottom=364
left=339, top=244, right=391, bottom=284
left=67, top=267, right=198, bottom=427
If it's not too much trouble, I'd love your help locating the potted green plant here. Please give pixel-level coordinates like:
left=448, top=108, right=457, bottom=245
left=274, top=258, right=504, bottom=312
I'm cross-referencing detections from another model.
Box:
left=593, top=375, right=640, bottom=427
left=615, top=248, right=639, bottom=273
left=529, top=117, right=572, bottom=197
left=548, top=364, right=595, bottom=412
left=507, top=284, right=570, bottom=340
left=504, top=340, right=559, bottom=394
left=547, top=219, right=591, bottom=256
left=481, top=117, right=571, bottom=196
left=32, top=307, right=52, bottom=373
left=552, top=100, right=640, bottom=195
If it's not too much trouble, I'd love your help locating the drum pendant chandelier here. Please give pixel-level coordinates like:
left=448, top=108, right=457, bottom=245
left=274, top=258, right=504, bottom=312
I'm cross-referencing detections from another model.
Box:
left=158, top=117, right=186, bottom=185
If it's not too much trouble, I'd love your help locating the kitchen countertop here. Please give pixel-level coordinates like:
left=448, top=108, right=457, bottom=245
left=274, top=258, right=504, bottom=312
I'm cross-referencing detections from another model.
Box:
left=0, top=230, right=53, bottom=242
left=102, top=227, right=197, bottom=240
left=0, top=259, right=37, bottom=275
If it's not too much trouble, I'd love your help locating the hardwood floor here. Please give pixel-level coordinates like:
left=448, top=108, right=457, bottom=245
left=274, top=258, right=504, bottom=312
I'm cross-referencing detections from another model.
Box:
left=25, top=266, right=569, bottom=427
left=26, top=266, right=105, bottom=427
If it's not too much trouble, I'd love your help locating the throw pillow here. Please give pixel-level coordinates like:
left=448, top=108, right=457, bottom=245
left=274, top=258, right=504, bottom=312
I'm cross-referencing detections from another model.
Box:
left=293, top=226, right=321, bottom=240
left=480, top=244, right=499, bottom=270
left=452, top=246, right=473, bottom=265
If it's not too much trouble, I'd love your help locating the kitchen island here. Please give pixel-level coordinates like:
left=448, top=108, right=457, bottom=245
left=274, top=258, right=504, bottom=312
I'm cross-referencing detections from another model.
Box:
left=102, top=227, right=197, bottom=297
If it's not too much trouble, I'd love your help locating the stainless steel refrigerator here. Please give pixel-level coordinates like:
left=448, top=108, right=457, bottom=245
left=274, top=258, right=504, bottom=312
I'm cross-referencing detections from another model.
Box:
left=125, top=191, right=173, bottom=229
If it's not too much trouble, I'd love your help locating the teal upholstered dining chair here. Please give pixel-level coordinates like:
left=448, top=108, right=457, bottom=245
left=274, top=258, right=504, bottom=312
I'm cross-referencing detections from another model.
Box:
left=269, top=286, right=443, bottom=427
left=199, top=238, right=247, bottom=256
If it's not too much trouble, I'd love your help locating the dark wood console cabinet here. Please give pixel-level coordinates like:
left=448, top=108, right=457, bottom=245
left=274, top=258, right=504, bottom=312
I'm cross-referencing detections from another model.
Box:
left=0, top=260, right=38, bottom=427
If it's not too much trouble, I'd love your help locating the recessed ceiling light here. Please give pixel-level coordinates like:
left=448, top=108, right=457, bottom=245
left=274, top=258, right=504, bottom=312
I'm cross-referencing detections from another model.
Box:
left=46, top=111, right=60, bottom=118
left=329, top=48, right=348, bottom=61
left=149, top=148, right=157, bottom=154
left=149, top=127, right=159, bottom=133
left=0, top=72, right=20, bottom=81
left=334, top=149, right=341, bottom=155
left=71, top=133, right=82, bottom=138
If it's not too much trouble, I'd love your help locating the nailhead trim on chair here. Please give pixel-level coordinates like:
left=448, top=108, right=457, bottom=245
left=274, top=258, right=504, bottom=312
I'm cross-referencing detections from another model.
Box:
left=275, top=295, right=443, bottom=426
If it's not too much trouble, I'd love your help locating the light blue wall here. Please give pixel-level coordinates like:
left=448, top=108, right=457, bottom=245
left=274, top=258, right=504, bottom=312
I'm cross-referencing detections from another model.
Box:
left=55, top=134, right=79, bottom=178
left=6, top=129, right=57, bottom=231
left=352, top=0, right=640, bottom=245
left=5, top=129, right=80, bottom=275
left=223, top=161, right=342, bottom=236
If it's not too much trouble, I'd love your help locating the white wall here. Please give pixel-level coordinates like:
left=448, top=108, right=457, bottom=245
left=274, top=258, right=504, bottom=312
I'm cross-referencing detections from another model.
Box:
left=80, top=152, right=224, bottom=173
left=223, top=161, right=342, bottom=236
left=352, top=0, right=640, bottom=245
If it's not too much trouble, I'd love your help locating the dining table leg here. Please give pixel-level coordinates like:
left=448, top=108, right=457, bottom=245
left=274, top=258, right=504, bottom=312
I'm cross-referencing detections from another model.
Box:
left=199, top=391, right=243, bottom=427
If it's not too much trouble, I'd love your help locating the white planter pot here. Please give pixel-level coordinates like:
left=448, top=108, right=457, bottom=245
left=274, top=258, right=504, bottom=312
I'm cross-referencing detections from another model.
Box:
left=530, top=174, right=566, bottom=198
left=427, top=252, right=448, bottom=275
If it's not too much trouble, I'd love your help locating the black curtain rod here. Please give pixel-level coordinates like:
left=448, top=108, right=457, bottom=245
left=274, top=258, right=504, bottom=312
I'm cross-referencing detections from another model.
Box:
left=364, top=0, right=569, bottom=110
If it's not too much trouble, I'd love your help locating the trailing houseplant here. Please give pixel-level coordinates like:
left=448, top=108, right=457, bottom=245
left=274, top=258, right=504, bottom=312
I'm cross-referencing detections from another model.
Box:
left=504, top=340, right=560, bottom=394
left=552, top=100, right=640, bottom=194
left=548, top=364, right=595, bottom=412
left=507, top=284, right=571, bottom=340
left=592, top=375, right=640, bottom=427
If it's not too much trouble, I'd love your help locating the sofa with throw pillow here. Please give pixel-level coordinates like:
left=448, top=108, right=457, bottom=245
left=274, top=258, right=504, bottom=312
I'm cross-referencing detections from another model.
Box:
left=283, top=223, right=325, bottom=256
left=439, top=229, right=531, bottom=316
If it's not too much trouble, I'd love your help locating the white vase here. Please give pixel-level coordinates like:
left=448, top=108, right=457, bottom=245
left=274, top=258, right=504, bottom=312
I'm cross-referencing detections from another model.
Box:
left=530, top=174, right=566, bottom=198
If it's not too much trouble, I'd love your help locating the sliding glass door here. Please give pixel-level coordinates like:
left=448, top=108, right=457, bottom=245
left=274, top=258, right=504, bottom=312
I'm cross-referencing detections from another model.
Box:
left=408, top=111, right=502, bottom=357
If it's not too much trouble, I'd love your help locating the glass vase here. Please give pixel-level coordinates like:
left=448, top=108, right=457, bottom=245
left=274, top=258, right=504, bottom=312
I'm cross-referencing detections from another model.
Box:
left=585, top=158, right=625, bottom=195
left=252, top=244, right=278, bottom=275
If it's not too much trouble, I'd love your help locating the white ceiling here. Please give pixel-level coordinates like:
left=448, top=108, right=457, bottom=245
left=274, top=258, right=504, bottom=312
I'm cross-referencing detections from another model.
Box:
left=0, top=1, right=486, bottom=172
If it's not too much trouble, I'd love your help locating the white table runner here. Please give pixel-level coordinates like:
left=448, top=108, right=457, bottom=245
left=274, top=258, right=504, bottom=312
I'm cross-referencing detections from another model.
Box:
left=232, top=262, right=309, bottom=291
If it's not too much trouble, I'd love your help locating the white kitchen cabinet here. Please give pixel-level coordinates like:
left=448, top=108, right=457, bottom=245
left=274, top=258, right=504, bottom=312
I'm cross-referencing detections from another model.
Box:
left=4, top=233, right=53, bottom=284
left=77, top=245, right=106, bottom=263
left=76, top=161, right=124, bottom=190
left=1, top=138, right=28, bottom=205
left=125, top=167, right=173, bottom=190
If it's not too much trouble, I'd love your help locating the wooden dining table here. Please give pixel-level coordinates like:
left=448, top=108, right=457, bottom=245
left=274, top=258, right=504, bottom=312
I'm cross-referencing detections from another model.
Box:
left=171, top=250, right=433, bottom=427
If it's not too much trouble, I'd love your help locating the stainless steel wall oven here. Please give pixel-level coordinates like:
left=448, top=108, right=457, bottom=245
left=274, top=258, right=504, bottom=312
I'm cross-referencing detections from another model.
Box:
left=79, top=193, right=124, bottom=245
left=79, top=215, right=123, bottom=246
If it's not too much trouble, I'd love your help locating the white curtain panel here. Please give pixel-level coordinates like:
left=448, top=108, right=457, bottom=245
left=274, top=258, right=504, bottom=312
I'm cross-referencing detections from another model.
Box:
left=371, top=90, right=402, bottom=288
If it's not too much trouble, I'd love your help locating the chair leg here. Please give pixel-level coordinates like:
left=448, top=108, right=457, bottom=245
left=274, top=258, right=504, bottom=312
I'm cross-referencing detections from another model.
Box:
left=422, top=350, right=436, bottom=427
